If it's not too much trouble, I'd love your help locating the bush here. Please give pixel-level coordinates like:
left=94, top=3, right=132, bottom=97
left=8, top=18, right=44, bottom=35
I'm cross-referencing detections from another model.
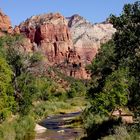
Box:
left=0, top=55, right=16, bottom=122
left=30, top=52, right=43, bottom=64
left=0, top=121, right=16, bottom=140
left=102, top=125, right=140, bottom=140
left=82, top=112, right=121, bottom=140
left=67, top=81, right=86, bottom=98
left=0, top=115, right=35, bottom=140
left=33, top=100, right=71, bottom=120
left=14, top=116, right=35, bottom=140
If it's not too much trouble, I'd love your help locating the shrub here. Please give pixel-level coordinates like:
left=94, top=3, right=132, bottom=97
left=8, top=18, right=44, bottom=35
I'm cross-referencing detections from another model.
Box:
left=33, top=100, right=71, bottom=120
left=30, top=52, right=43, bottom=64
left=14, top=116, right=35, bottom=140
left=0, top=121, right=16, bottom=140
left=0, top=115, right=35, bottom=140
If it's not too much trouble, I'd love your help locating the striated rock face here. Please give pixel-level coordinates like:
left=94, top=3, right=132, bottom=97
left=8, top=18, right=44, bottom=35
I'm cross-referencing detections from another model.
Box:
left=67, top=14, right=116, bottom=65
left=18, top=13, right=116, bottom=79
left=0, top=9, right=12, bottom=36
left=0, top=10, right=115, bottom=79
left=19, top=13, right=88, bottom=79
left=19, top=13, right=73, bottom=64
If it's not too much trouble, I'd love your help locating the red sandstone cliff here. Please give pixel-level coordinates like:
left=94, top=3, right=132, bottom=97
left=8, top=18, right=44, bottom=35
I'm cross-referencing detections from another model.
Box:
left=0, top=9, right=12, bottom=36
left=19, top=13, right=72, bottom=63
left=19, top=13, right=88, bottom=79
left=0, top=10, right=115, bottom=79
left=16, top=13, right=116, bottom=79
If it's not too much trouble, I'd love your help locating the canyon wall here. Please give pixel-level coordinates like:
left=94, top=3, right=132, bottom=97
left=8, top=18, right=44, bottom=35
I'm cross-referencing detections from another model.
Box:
left=0, top=10, right=116, bottom=79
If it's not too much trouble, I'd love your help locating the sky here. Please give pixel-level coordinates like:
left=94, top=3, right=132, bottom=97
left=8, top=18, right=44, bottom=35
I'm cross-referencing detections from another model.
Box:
left=0, top=0, right=137, bottom=26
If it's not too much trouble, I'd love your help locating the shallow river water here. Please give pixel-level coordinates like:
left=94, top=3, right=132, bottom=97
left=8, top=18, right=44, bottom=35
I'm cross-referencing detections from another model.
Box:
left=35, top=112, right=84, bottom=140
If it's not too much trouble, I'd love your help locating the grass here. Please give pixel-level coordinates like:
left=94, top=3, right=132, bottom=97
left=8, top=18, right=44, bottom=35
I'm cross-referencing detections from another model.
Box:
left=33, top=96, right=87, bottom=121
left=0, top=115, right=35, bottom=140
left=0, top=91, right=87, bottom=140
left=0, top=96, right=87, bottom=140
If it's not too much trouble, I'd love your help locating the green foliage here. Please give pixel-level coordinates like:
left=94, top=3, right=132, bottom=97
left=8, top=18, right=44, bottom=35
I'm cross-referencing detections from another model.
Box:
left=0, top=11, right=83, bottom=140
left=102, top=126, right=131, bottom=140
left=33, top=100, right=71, bottom=120
left=30, top=52, right=43, bottom=64
left=0, top=35, right=23, bottom=47
left=36, top=77, right=58, bottom=100
left=16, top=73, right=38, bottom=115
left=110, top=1, right=140, bottom=60
left=83, top=109, right=107, bottom=131
left=14, top=116, right=35, bottom=140
left=0, top=121, right=16, bottom=140
left=6, top=47, right=24, bottom=77
left=68, top=81, right=86, bottom=98
left=85, top=1, right=140, bottom=139
left=90, top=68, right=129, bottom=115
left=102, top=124, right=140, bottom=140
left=87, top=41, right=116, bottom=98
left=109, top=1, right=140, bottom=114
left=0, top=116, right=35, bottom=140
left=0, top=35, right=27, bottom=79
left=0, top=56, right=16, bottom=122
left=0, top=35, right=46, bottom=116
left=86, top=41, right=125, bottom=116
left=0, top=35, right=45, bottom=118
left=87, top=1, right=140, bottom=116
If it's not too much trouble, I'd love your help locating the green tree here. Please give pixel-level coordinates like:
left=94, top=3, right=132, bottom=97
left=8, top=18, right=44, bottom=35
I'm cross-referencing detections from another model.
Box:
left=68, top=81, right=86, bottom=98
left=87, top=40, right=116, bottom=98
left=90, top=68, right=130, bottom=115
left=87, top=1, right=140, bottom=118
left=0, top=35, right=45, bottom=115
left=0, top=56, right=16, bottom=121
left=16, top=73, right=38, bottom=115
left=110, top=1, right=140, bottom=114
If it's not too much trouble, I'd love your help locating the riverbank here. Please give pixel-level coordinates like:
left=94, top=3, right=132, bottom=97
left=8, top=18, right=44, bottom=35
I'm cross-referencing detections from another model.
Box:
left=33, top=96, right=87, bottom=140
left=32, top=96, right=87, bottom=121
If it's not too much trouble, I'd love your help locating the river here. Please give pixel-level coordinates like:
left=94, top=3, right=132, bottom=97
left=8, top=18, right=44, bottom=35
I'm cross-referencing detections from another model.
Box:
left=35, top=112, right=84, bottom=140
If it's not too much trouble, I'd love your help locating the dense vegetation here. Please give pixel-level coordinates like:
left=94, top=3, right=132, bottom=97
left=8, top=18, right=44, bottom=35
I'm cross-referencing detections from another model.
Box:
left=0, top=35, right=87, bottom=140
left=83, top=1, right=140, bottom=139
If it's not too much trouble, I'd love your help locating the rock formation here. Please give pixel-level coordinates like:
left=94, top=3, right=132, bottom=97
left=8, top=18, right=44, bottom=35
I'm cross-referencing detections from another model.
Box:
left=0, top=10, right=116, bottom=79
left=0, top=10, right=21, bottom=36
left=67, top=14, right=116, bottom=65
left=19, top=13, right=88, bottom=78
left=18, top=13, right=116, bottom=79
left=19, top=13, right=72, bottom=63
left=0, top=9, right=12, bottom=36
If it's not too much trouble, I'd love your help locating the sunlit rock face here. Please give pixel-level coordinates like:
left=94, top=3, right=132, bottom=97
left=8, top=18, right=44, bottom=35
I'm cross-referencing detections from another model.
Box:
left=0, top=10, right=33, bottom=53
left=0, top=10, right=116, bottom=79
left=19, top=13, right=72, bottom=64
left=67, top=14, right=116, bottom=66
left=0, top=9, right=12, bottom=37
left=19, top=13, right=116, bottom=79
left=19, top=13, right=89, bottom=79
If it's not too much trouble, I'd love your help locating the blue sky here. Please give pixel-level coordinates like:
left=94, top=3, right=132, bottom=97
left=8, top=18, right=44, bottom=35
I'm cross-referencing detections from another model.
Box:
left=0, top=0, right=136, bottom=26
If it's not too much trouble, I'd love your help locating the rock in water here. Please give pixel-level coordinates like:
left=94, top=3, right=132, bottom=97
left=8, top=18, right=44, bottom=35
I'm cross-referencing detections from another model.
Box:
left=35, top=124, right=47, bottom=133
left=57, top=130, right=65, bottom=133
